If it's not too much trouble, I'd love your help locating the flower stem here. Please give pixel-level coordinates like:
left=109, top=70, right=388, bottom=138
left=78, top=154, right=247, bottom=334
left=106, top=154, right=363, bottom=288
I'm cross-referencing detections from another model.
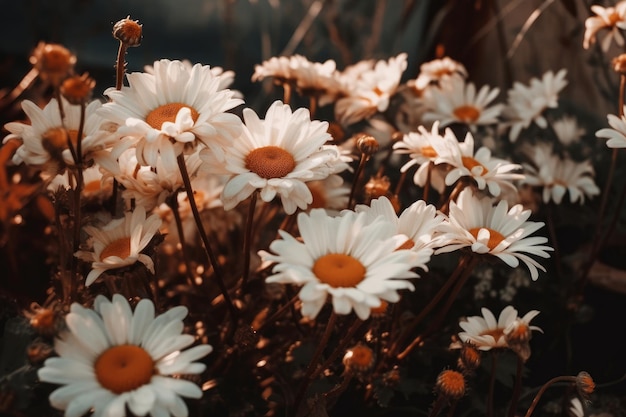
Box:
left=293, top=311, right=338, bottom=415
left=508, top=354, right=525, bottom=417
left=348, top=154, right=370, bottom=209
left=115, top=42, right=128, bottom=90
left=309, top=317, right=364, bottom=382
left=487, top=352, right=498, bottom=417
left=69, top=101, right=86, bottom=303
left=167, top=194, right=196, bottom=287
left=240, top=191, right=258, bottom=293
left=176, top=154, right=238, bottom=322
left=523, top=376, right=576, bottom=417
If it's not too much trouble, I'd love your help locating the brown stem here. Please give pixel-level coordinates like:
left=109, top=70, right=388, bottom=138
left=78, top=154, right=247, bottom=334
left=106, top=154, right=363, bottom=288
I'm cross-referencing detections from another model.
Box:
left=348, top=154, right=370, bottom=210
left=428, top=394, right=446, bottom=417
left=176, top=154, right=239, bottom=321
left=523, top=376, right=576, bottom=417
left=487, top=352, right=498, bottom=417
left=309, top=317, right=364, bottom=382
left=115, top=42, right=128, bottom=90
left=282, top=81, right=292, bottom=105
left=253, top=293, right=300, bottom=332
left=0, top=67, right=39, bottom=110
left=309, top=95, right=318, bottom=119
left=69, top=102, right=86, bottom=303
left=293, top=312, right=338, bottom=415
left=167, top=194, right=197, bottom=287
left=440, top=180, right=465, bottom=215
left=545, top=203, right=563, bottom=282
left=423, top=162, right=433, bottom=202
left=508, top=355, right=525, bottom=417
left=240, top=191, right=258, bottom=293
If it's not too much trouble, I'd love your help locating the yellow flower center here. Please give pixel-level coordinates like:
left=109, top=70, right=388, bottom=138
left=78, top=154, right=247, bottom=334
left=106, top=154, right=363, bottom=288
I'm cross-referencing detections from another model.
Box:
left=420, top=146, right=438, bottom=158
left=461, top=156, right=489, bottom=175
left=312, top=253, right=366, bottom=288
left=245, top=146, right=296, bottom=179
left=468, top=227, right=505, bottom=250
left=94, top=345, right=155, bottom=394
left=100, top=237, right=131, bottom=260
left=145, top=102, right=199, bottom=130
left=453, top=105, right=480, bottom=123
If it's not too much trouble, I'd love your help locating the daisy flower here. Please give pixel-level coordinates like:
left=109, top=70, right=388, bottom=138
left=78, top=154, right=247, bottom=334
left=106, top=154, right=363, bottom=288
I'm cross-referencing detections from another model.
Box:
left=201, top=100, right=348, bottom=215
left=354, top=196, right=446, bottom=256
left=596, top=106, right=626, bottom=148
left=259, top=208, right=420, bottom=320
left=38, top=294, right=212, bottom=417
left=46, top=164, right=113, bottom=201
left=305, top=175, right=350, bottom=213
left=3, top=98, right=115, bottom=174
left=335, top=53, right=408, bottom=125
left=288, top=56, right=342, bottom=104
left=393, top=122, right=452, bottom=191
left=569, top=397, right=585, bottom=417
left=583, top=1, right=626, bottom=51
left=552, top=115, right=586, bottom=146
left=98, top=59, right=244, bottom=172
left=503, top=69, right=568, bottom=142
left=436, top=189, right=553, bottom=280
left=520, top=144, right=600, bottom=204
left=430, top=130, right=524, bottom=197
left=420, top=76, right=503, bottom=130
left=252, top=55, right=297, bottom=84
left=454, top=305, right=541, bottom=351
left=411, top=56, right=468, bottom=91
left=75, top=206, right=162, bottom=286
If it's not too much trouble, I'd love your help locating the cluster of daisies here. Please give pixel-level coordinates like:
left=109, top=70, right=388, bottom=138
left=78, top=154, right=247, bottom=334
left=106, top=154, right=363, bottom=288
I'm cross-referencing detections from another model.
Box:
left=3, top=6, right=625, bottom=414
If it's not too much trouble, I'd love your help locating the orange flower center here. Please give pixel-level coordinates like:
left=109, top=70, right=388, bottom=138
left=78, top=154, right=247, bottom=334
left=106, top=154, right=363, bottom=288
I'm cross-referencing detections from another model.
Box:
left=41, top=45, right=75, bottom=74
left=30, top=309, right=56, bottom=332
left=312, top=253, right=366, bottom=288
left=461, top=156, right=489, bottom=175
left=479, top=328, right=505, bottom=342
left=397, top=239, right=415, bottom=250
left=468, top=227, right=505, bottom=250
left=420, top=146, right=438, bottom=158
left=94, top=345, right=154, bottom=394
left=344, top=345, right=375, bottom=371
left=609, top=10, right=621, bottom=26
left=145, top=103, right=199, bottom=130
left=453, top=105, right=480, bottom=123
left=100, top=237, right=131, bottom=260
left=42, top=128, right=81, bottom=155
left=245, top=146, right=296, bottom=179
left=83, top=180, right=102, bottom=194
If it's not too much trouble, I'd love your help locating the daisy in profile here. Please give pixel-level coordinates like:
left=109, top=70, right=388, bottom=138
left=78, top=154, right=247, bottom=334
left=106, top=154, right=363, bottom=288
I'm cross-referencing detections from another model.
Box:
left=354, top=196, right=446, bottom=257
left=453, top=305, right=541, bottom=351
left=436, top=189, right=553, bottom=280
left=596, top=106, right=626, bottom=148
left=75, top=206, right=162, bottom=286
left=38, top=294, right=212, bottom=417
left=520, top=144, right=600, bottom=204
left=410, top=56, right=468, bottom=91
left=201, top=100, right=348, bottom=215
left=259, top=208, right=420, bottom=320
left=503, top=69, right=568, bottom=142
left=98, top=59, right=243, bottom=172
left=583, top=1, right=626, bottom=51
left=430, top=129, right=524, bottom=197
left=420, top=76, right=503, bottom=130
left=335, top=53, right=408, bottom=125
left=252, top=55, right=296, bottom=84
left=3, top=98, right=115, bottom=174
left=393, top=122, right=453, bottom=193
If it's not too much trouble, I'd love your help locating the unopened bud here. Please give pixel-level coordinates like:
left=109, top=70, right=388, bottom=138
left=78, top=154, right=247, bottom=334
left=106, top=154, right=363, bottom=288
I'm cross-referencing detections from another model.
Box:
left=356, top=134, right=379, bottom=156
left=113, top=16, right=143, bottom=47
left=30, top=42, right=76, bottom=86
left=61, top=73, right=96, bottom=104
left=435, top=369, right=466, bottom=400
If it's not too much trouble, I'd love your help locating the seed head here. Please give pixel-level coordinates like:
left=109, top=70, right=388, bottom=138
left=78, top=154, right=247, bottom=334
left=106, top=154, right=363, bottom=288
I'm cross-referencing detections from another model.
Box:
left=435, top=369, right=466, bottom=400
left=113, top=16, right=143, bottom=47
left=343, top=344, right=375, bottom=373
left=457, top=343, right=481, bottom=372
left=61, top=73, right=96, bottom=104
left=30, top=42, right=76, bottom=86
left=575, top=371, right=595, bottom=398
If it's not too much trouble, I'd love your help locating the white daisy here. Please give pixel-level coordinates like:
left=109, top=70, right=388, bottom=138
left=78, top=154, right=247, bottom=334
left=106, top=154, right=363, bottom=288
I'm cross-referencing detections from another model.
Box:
left=393, top=122, right=452, bottom=192
left=305, top=175, right=350, bottom=213
left=98, top=59, right=244, bottom=172
left=259, top=208, right=420, bottom=320
left=552, top=115, right=586, bottom=146
left=252, top=55, right=297, bottom=84
left=334, top=53, right=408, bottom=125
left=455, top=305, right=541, bottom=351
left=3, top=98, right=115, bottom=174
left=201, top=100, right=349, bottom=215
left=503, top=69, right=568, bottom=142
left=354, top=196, right=446, bottom=257
left=411, top=57, right=468, bottom=91
left=569, top=397, right=585, bottom=417
left=583, top=1, right=626, bottom=51
left=288, top=56, right=342, bottom=104
left=420, top=76, right=503, bottom=130
left=46, top=164, right=113, bottom=201
left=596, top=106, right=626, bottom=148
left=430, top=130, right=524, bottom=197
left=38, top=294, right=212, bottom=417
left=520, top=144, right=600, bottom=204
left=436, top=189, right=553, bottom=280
left=75, top=206, right=162, bottom=286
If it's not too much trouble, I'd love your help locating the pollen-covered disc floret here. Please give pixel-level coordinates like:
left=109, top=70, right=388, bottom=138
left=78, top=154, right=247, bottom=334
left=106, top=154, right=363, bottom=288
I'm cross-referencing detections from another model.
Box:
left=74, top=206, right=162, bottom=286
left=37, top=294, right=212, bottom=417
left=436, top=189, right=553, bottom=280
left=98, top=59, right=243, bottom=172
left=201, top=100, right=349, bottom=214
left=259, top=208, right=421, bottom=320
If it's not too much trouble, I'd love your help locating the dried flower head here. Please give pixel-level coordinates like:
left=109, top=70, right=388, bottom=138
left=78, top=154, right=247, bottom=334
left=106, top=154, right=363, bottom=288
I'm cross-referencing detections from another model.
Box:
left=435, top=369, right=466, bottom=400
left=576, top=371, right=595, bottom=398
left=356, top=134, right=379, bottom=156
left=30, top=42, right=76, bottom=86
left=113, top=16, right=143, bottom=47
left=60, top=73, right=95, bottom=104
left=457, top=343, right=481, bottom=372
left=364, top=174, right=391, bottom=200
left=343, top=344, right=375, bottom=373
left=24, top=301, right=63, bottom=338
